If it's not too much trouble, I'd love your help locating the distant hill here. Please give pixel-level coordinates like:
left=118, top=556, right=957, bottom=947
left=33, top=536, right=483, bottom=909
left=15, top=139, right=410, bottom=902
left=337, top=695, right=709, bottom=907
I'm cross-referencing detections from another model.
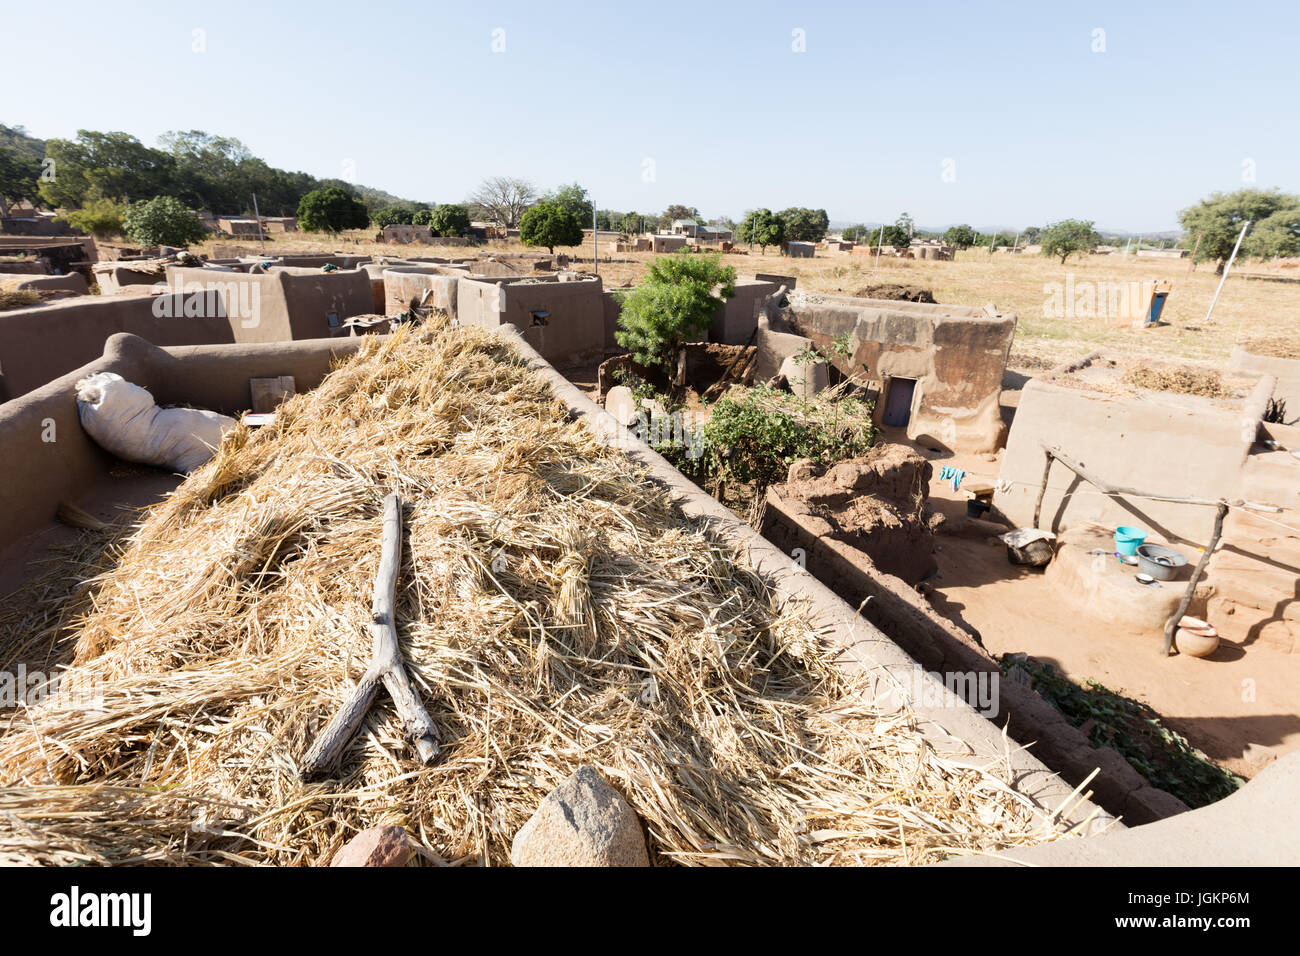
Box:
left=0, top=123, right=45, bottom=159
left=0, top=121, right=423, bottom=213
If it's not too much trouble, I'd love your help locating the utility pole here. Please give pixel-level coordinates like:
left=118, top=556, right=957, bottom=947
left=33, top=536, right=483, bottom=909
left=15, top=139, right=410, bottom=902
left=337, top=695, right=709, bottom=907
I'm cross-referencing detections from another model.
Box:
left=874, top=224, right=885, bottom=271
left=252, top=192, right=265, bottom=253
left=1205, top=220, right=1250, bottom=324
left=593, top=205, right=599, bottom=276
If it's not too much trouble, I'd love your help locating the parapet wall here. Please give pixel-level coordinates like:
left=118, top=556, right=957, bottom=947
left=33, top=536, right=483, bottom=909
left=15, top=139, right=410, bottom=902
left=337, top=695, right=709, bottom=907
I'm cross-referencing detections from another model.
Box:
left=0, top=269, right=371, bottom=401
left=0, top=333, right=367, bottom=545
left=458, top=274, right=606, bottom=366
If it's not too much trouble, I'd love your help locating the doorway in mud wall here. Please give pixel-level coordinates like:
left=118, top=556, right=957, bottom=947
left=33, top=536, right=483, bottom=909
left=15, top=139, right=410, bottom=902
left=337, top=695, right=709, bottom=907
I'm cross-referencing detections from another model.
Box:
left=881, top=376, right=917, bottom=428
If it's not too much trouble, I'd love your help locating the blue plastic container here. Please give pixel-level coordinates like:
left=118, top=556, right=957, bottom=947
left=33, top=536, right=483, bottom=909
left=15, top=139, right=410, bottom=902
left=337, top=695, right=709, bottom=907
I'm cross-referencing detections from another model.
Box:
left=1114, top=526, right=1147, bottom=556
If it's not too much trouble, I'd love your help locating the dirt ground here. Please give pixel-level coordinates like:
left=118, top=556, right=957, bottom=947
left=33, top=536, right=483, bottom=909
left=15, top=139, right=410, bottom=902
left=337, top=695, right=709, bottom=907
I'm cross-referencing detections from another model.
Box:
left=916, top=444, right=1300, bottom=782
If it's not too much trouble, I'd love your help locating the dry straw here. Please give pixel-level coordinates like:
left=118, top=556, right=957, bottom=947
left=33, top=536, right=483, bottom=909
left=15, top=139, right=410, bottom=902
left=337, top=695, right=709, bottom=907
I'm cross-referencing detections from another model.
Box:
left=0, top=319, right=1079, bottom=865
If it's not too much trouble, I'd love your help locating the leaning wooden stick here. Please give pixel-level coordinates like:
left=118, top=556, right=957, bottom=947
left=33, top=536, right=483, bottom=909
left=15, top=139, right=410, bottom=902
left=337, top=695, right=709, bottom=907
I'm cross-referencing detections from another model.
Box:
left=301, top=493, right=439, bottom=777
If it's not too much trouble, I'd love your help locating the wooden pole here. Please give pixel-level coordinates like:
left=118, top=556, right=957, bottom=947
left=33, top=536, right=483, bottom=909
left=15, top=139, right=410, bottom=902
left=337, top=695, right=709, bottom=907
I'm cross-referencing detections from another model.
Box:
left=1161, top=502, right=1228, bottom=656
left=1032, top=450, right=1055, bottom=530
left=301, top=493, right=438, bottom=777
left=1187, top=232, right=1201, bottom=274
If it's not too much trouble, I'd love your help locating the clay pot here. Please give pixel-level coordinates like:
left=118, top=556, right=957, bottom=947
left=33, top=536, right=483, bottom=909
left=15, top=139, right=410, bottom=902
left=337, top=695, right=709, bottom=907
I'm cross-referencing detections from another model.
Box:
left=1175, top=616, right=1220, bottom=658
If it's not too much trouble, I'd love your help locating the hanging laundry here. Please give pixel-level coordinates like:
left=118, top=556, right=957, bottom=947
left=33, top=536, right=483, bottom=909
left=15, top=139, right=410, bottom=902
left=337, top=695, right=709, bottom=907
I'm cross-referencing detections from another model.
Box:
left=938, top=465, right=966, bottom=492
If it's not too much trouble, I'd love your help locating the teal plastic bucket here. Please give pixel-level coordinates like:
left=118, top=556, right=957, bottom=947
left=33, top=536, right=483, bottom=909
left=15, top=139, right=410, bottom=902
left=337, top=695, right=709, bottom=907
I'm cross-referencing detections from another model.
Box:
left=1114, top=526, right=1147, bottom=555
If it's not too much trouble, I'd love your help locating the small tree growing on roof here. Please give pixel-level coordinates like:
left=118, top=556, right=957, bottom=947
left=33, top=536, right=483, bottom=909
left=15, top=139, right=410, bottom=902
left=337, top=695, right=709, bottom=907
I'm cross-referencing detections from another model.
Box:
left=615, top=253, right=736, bottom=375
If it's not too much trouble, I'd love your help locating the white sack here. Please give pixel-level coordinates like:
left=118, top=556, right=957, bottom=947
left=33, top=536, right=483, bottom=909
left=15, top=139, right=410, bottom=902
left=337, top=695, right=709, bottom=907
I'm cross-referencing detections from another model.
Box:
left=75, top=372, right=236, bottom=473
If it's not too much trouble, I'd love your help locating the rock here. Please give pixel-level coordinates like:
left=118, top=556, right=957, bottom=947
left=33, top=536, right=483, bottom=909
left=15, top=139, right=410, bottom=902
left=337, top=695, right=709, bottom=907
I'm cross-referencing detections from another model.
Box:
left=829, top=461, right=871, bottom=491
left=330, top=825, right=412, bottom=867
left=787, top=458, right=820, bottom=482
left=603, top=386, right=640, bottom=428
left=778, top=354, right=828, bottom=399
left=511, top=766, right=650, bottom=867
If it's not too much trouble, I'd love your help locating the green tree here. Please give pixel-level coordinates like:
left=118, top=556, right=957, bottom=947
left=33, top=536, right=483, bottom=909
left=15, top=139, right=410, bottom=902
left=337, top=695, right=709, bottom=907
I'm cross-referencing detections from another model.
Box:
left=778, top=207, right=830, bottom=242
left=123, top=196, right=208, bottom=247
left=942, top=224, right=976, bottom=250
left=427, top=203, right=471, bottom=238
left=519, top=200, right=585, bottom=252
left=0, top=147, right=42, bottom=216
left=841, top=224, right=869, bottom=242
left=1020, top=226, right=1041, bottom=245
left=546, top=183, right=594, bottom=225
left=1245, top=207, right=1300, bottom=259
left=738, top=208, right=784, bottom=253
left=38, top=131, right=175, bottom=208
left=620, top=211, right=643, bottom=234
left=61, top=197, right=128, bottom=237
left=878, top=224, right=910, bottom=249
left=371, top=203, right=421, bottom=227
left=1180, top=188, right=1300, bottom=273
left=615, top=253, right=737, bottom=373
left=1040, top=218, right=1099, bottom=264
left=297, top=186, right=370, bottom=234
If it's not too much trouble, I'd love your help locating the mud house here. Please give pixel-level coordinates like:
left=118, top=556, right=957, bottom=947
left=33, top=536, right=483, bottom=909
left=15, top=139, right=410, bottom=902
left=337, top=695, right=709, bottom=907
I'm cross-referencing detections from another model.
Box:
left=651, top=234, right=688, bottom=253
left=382, top=224, right=434, bottom=244
left=769, top=291, right=1016, bottom=453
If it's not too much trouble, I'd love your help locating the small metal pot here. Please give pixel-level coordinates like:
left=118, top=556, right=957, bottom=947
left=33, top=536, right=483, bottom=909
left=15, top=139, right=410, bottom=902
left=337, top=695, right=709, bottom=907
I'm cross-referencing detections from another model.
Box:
left=1135, top=543, right=1187, bottom=581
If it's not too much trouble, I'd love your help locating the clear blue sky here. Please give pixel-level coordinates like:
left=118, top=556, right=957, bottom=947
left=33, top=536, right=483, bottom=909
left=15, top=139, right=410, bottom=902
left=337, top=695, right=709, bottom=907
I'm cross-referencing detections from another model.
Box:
left=4, top=0, right=1297, bottom=232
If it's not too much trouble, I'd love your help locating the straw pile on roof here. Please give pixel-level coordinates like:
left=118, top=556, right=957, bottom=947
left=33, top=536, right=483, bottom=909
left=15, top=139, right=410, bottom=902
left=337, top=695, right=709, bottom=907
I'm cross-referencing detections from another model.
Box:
left=0, top=320, right=1081, bottom=866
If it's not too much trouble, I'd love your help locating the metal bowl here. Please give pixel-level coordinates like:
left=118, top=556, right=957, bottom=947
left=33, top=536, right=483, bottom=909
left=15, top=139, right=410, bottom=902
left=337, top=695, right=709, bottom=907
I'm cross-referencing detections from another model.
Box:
left=1135, top=543, right=1187, bottom=581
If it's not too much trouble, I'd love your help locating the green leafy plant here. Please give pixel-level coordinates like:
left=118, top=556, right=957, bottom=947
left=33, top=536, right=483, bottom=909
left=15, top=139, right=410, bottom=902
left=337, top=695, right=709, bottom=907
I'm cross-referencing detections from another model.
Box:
left=1000, top=655, right=1244, bottom=809
left=614, top=253, right=737, bottom=374
left=122, top=195, right=208, bottom=247
left=683, top=384, right=875, bottom=492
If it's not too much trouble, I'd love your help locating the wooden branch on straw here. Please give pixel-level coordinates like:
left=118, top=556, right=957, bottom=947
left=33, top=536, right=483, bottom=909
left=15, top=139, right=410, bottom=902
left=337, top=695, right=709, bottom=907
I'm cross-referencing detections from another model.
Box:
left=301, top=493, right=439, bottom=777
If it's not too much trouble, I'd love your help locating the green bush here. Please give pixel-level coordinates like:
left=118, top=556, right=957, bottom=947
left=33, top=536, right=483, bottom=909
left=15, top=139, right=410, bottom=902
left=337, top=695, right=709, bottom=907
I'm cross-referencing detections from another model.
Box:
left=614, top=253, right=736, bottom=373
left=62, top=197, right=127, bottom=237
left=687, top=385, right=876, bottom=489
left=123, top=195, right=208, bottom=247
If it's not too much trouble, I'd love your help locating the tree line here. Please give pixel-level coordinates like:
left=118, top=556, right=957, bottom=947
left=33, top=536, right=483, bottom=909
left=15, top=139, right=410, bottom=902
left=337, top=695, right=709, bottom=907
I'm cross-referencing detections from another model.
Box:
left=4, top=124, right=1296, bottom=262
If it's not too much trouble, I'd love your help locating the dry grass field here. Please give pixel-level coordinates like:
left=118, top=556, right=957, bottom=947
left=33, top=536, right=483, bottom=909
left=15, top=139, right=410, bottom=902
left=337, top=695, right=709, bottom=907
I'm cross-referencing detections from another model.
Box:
left=196, top=233, right=1300, bottom=371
